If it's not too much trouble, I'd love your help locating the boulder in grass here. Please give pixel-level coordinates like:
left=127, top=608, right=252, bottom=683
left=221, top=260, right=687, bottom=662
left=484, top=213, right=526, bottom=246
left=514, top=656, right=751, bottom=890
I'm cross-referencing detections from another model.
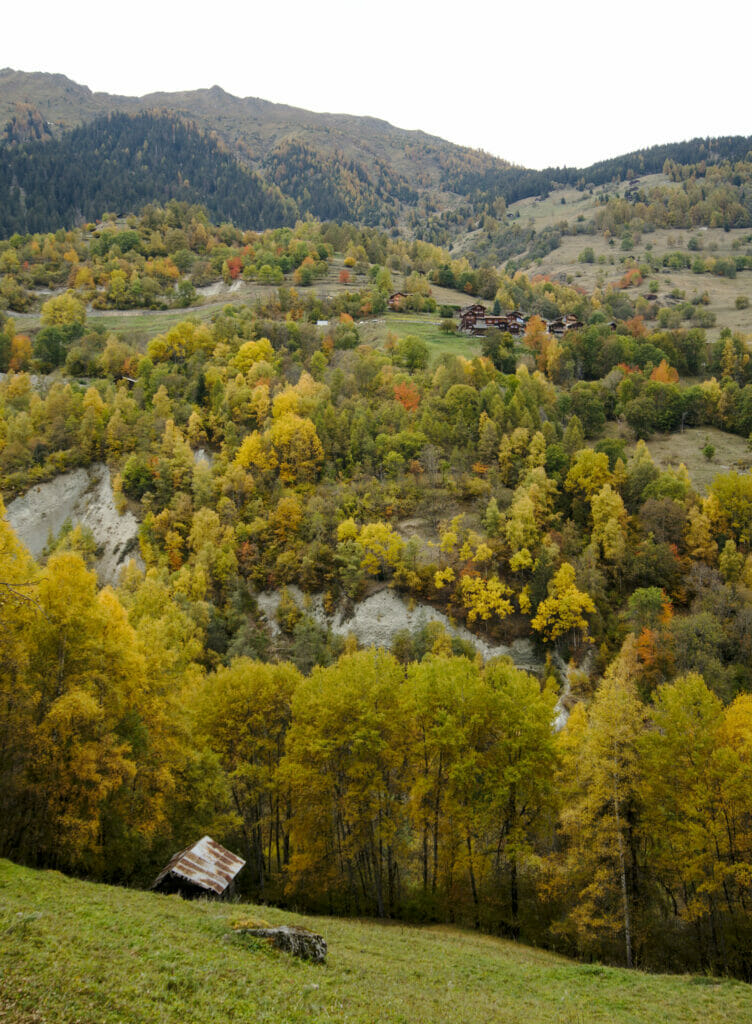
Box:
left=235, top=924, right=327, bottom=963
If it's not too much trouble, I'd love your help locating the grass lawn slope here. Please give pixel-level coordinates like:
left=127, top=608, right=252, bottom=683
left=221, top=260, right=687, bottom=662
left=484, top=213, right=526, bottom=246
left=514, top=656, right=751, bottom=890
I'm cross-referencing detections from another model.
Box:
left=1, top=861, right=750, bottom=1024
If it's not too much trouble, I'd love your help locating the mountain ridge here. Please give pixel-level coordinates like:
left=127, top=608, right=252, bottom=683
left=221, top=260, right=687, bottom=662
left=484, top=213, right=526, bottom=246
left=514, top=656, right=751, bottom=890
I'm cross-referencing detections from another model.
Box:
left=2, top=69, right=751, bottom=247
left=0, top=68, right=505, bottom=183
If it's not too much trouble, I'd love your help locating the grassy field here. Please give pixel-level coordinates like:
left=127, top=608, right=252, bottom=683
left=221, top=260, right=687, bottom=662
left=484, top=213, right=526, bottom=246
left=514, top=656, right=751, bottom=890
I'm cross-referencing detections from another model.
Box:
left=363, top=312, right=482, bottom=364
left=1, top=859, right=751, bottom=1024
left=601, top=423, right=752, bottom=495
left=643, top=425, right=752, bottom=494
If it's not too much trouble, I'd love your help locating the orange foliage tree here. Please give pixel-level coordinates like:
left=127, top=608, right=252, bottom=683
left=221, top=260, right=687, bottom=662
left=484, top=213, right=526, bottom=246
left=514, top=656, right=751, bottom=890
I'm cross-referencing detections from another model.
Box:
left=650, top=359, right=679, bottom=383
left=394, top=381, right=420, bottom=412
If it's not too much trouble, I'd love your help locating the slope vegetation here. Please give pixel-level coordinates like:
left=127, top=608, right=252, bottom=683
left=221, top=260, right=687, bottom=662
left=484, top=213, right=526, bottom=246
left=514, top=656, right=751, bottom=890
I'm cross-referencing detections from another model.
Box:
left=4, top=68, right=752, bottom=240
left=0, top=111, right=297, bottom=235
left=1, top=859, right=750, bottom=1024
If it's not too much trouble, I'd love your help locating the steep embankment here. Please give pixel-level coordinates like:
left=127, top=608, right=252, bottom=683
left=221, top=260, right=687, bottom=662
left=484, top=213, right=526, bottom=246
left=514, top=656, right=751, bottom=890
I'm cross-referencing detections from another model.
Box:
left=257, top=585, right=542, bottom=670
left=1, top=859, right=750, bottom=1024
left=3, top=463, right=141, bottom=584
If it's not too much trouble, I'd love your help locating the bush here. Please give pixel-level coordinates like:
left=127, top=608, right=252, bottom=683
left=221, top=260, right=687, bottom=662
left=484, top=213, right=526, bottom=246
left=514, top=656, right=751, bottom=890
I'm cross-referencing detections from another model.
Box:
left=692, top=308, right=716, bottom=328
left=121, top=455, right=154, bottom=499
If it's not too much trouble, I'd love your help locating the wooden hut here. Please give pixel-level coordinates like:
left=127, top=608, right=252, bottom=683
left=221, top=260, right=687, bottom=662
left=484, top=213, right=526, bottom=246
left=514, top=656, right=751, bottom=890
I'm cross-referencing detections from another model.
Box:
left=151, top=836, right=245, bottom=899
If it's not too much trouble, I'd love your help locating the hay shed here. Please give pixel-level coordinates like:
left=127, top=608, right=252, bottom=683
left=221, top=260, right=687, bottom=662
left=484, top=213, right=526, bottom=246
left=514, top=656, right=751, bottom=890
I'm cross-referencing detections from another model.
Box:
left=151, top=836, right=245, bottom=898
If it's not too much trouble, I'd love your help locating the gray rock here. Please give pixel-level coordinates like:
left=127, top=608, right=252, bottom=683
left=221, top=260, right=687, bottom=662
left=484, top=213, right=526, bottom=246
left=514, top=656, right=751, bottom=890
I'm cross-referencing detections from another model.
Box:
left=256, top=585, right=544, bottom=671
left=236, top=925, right=327, bottom=963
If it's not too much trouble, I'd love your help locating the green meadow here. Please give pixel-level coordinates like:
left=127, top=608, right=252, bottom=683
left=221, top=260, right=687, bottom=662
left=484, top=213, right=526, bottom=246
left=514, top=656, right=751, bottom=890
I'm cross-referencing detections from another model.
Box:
left=1, top=860, right=749, bottom=1024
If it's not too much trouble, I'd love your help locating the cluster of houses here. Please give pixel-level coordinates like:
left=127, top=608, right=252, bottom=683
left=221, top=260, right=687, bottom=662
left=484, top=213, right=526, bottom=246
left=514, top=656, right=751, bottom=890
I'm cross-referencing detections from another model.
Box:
left=386, top=293, right=600, bottom=338
left=457, top=303, right=585, bottom=338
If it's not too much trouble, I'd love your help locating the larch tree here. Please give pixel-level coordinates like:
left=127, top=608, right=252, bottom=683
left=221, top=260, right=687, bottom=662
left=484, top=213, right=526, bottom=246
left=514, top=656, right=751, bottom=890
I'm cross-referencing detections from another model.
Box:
left=531, top=562, right=596, bottom=647
left=639, top=673, right=752, bottom=974
left=281, top=650, right=410, bottom=917
left=194, top=658, right=302, bottom=895
left=556, top=645, right=645, bottom=968
left=401, top=656, right=485, bottom=901
left=483, top=659, right=558, bottom=937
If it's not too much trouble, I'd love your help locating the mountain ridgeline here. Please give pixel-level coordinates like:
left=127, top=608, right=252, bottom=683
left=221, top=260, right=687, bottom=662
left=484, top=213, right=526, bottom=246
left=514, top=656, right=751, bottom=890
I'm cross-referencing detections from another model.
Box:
left=2, top=70, right=752, bottom=238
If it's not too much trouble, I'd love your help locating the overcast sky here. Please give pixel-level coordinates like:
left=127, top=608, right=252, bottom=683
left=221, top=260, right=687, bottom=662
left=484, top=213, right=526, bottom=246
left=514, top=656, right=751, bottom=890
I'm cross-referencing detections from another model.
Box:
left=3, top=1, right=750, bottom=170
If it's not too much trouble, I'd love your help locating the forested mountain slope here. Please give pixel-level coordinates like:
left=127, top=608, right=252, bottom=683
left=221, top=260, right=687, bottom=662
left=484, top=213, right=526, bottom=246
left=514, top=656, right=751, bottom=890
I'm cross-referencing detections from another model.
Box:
left=0, top=111, right=298, bottom=235
left=0, top=69, right=508, bottom=195
left=2, top=68, right=752, bottom=240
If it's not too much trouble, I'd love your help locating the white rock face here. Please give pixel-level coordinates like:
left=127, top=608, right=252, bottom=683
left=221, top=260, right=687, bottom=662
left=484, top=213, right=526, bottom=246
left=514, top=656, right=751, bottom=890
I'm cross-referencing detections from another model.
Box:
left=256, top=585, right=543, bottom=671
left=4, top=463, right=143, bottom=586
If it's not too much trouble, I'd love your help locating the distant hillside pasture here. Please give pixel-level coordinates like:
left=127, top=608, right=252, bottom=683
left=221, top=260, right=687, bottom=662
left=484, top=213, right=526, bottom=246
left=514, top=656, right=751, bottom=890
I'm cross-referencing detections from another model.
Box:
left=510, top=176, right=752, bottom=341
left=374, top=312, right=482, bottom=363
left=641, top=426, right=752, bottom=494
left=1, top=860, right=751, bottom=1024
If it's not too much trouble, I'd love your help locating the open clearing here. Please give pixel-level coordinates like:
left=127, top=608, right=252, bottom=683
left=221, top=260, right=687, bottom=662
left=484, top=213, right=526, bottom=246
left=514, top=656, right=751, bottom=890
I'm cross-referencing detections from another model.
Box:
left=640, top=426, right=752, bottom=494
left=1, top=859, right=750, bottom=1024
left=364, top=311, right=482, bottom=363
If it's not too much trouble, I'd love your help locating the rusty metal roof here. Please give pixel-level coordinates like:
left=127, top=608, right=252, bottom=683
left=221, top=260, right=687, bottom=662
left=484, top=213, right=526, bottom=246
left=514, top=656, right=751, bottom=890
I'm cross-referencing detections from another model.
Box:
left=151, top=836, right=245, bottom=895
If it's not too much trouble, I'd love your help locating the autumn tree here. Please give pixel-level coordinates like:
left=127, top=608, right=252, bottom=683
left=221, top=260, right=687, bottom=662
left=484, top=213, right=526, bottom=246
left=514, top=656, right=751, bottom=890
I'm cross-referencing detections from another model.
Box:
left=639, top=674, right=752, bottom=974
left=401, top=656, right=486, bottom=903
left=282, top=651, right=410, bottom=916
left=194, top=658, right=301, bottom=896
left=483, top=659, right=558, bottom=936
left=458, top=574, right=513, bottom=630
left=531, top=562, right=596, bottom=647
left=556, top=647, right=645, bottom=967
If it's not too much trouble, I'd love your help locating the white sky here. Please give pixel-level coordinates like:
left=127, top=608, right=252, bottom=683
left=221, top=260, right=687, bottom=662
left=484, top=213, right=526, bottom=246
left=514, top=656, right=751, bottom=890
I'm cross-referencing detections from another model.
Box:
left=3, top=1, right=750, bottom=170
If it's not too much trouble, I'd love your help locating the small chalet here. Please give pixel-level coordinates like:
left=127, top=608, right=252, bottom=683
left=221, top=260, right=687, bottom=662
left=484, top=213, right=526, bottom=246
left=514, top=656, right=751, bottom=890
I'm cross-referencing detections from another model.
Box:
left=388, top=292, right=408, bottom=310
left=505, top=311, right=527, bottom=335
left=549, top=315, right=583, bottom=337
left=458, top=304, right=488, bottom=333
left=458, top=305, right=530, bottom=337
left=151, top=836, right=245, bottom=899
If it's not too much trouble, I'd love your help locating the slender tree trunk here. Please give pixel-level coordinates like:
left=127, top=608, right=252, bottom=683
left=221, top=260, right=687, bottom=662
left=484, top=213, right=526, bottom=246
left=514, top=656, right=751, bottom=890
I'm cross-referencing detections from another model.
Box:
left=422, top=822, right=428, bottom=893
left=275, top=797, right=281, bottom=873
left=466, top=833, right=480, bottom=930
left=509, top=856, right=519, bottom=939
left=613, top=772, right=633, bottom=968
left=432, top=759, right=442, bottom=894
left=375, top=829, right=385, bottom=918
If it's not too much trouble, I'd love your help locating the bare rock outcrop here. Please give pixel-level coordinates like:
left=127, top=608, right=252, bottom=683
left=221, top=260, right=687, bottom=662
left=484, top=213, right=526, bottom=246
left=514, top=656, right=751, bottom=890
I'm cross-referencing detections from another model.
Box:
left=235, top=924, right=327, bottom=963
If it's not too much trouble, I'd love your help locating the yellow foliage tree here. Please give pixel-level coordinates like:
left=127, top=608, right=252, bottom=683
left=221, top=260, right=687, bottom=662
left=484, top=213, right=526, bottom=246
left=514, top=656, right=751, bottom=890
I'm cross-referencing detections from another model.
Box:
left=531, top=562, right=596, bottom=645
left=565, top=449, right=613, bottom=505
left=232, top=337, right=275, bottom=373
left=458, top=574, right=513, bottom=626
left=194, top=658, right=302, bottom=893
left=265, top=413, right=324, bottom=483
left=556, top=658, right=644, bottom=967
left=358, top=522, right=404, bottom=577
left=591, top=483, right=628, bottom=564
left=281, top=651, right=410, bottom=916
